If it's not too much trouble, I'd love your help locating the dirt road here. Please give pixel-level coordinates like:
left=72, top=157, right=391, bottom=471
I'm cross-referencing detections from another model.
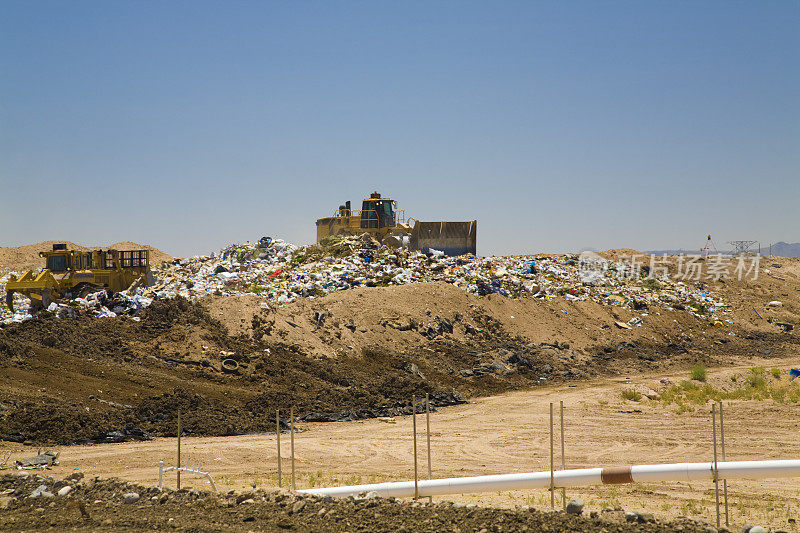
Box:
left=4, top=357, right=799, bottom=530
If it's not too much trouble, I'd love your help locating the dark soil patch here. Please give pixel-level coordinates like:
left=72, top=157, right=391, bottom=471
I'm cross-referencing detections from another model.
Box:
left=0, top=473, right=714, bottom=532
left=1, top=296, right=796, bottom=446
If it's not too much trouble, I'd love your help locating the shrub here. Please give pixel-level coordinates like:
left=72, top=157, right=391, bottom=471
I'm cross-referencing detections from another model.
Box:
left=621, top=388, right=642, bottom=401
left=747, top=367, right=767, bottom=389
left=680, top=380, right=699, bottom=391
left=690, top=365, right=707, bottom=382
left=771, top=368, right=782, bottom=379
left=642, top=278, right=662, bottom=291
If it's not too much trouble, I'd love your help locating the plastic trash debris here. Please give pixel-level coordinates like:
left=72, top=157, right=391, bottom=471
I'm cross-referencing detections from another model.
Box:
left=15, top=450, right=59, bottom=469
left=2, top=236, right=735, bottom=327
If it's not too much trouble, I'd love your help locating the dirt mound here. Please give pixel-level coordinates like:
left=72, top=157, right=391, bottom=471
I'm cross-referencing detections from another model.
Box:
left=0, top=473, right=713, bottom=532
left=205, top=281, right=796, bottom=371
left=108, top=241, right=174, bottom=266
left=0, top=296, right=521, bottom=444
left=0, top=240, right=174, bottom=272
left=1, top=268, right=798, bottom=445
left=597, top=248, right=647, bottom=260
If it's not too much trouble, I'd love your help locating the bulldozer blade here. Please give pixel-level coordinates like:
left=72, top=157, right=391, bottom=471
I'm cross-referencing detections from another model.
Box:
left=410, top=220, right=477, bottom=256
left=5, top=290, right=14, bottom=313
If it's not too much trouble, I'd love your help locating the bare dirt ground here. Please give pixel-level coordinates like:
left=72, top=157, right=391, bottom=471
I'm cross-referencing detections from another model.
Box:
left=3, top=357, right=798, bottom=531
left=3, top=265, right=797, bottom=446
left=0, top=250, right=798, bottom=530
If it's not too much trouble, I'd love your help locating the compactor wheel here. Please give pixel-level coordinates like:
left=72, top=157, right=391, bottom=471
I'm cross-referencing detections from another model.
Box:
left=40, top=289, right=52, bottom=310
left=28, top=297, right=43, bottom=312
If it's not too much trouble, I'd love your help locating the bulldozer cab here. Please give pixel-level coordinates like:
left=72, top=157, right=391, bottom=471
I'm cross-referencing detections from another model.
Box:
left=360, top=194, right=396, bottom=229
left=42, top=243, right=71, bottom=272
left=45, top=253, right=69, bottom=272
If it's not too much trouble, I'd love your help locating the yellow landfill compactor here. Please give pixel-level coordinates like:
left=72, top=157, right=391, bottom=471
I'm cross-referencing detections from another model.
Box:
left=316, top=191, right=477, bottom=256
left=5, top=243, right=153, bottom=312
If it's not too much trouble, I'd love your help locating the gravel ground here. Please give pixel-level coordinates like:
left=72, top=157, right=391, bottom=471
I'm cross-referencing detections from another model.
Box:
left=0, top=473, right=720, bottom=532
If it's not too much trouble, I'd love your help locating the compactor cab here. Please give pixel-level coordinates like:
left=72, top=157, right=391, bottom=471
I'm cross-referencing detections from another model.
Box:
left=360, top=192, right=396, bottom=229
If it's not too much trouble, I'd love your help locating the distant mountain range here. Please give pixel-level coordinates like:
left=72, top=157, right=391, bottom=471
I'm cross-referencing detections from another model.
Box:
left=646, top=242, right=800, bottom=258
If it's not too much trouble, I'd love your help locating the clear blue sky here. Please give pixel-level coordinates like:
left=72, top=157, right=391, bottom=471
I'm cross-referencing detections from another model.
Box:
left=1, top=1, right=798, bottom=257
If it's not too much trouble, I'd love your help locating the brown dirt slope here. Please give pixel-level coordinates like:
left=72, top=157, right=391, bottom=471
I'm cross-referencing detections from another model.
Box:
left=0, top=240, right=174, bottom=272
left=1, top=255, right=798, bottom=445
left=206, top=264, right=799, bottom=369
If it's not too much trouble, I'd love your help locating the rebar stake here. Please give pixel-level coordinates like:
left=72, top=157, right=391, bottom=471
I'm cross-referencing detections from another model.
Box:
left=560, top=400, right=566, bottom=510
left=719, top=401, right=729, bottom=526
left=549, top=402, right=554, bottom=509
left=290, top=406, right=296, bottom=491
left=276, top=409, right=282, bottom=488
left=177, top=409, right=182, bottom=490
left=412, top=396, right=419, bottom=500
left=426, top=393, right=432, bottom=504
left=712, top=403, right=720, bottom=529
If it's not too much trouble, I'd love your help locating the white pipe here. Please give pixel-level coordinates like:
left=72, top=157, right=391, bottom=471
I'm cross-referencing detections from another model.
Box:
left=299, top=460, right=800, bottom=499
left=158, top=459, right=218, bottom=492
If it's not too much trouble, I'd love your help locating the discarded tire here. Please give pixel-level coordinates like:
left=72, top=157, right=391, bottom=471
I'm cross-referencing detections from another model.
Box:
left=221, top=359, right=239, bottom=373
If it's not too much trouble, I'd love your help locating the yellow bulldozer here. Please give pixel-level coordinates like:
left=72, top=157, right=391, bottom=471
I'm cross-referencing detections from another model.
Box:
left=5, top=243, right=153, bottom=312
left=316, top=191, right=477, bottom=256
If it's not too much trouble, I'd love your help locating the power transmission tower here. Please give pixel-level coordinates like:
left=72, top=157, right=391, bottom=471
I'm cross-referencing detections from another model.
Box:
left=727, top=240, right=759, bottom=256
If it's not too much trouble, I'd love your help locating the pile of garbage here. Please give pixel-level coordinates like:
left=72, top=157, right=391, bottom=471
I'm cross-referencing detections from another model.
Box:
left=0, top=273, right=153, bottom=325
left=150, top=234, right=728, bottom=321
left=1, top=235, right=730, bottom=325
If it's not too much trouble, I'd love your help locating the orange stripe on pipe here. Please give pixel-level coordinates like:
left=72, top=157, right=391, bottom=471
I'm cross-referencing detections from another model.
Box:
left=601, top=466, right=633, bottom=484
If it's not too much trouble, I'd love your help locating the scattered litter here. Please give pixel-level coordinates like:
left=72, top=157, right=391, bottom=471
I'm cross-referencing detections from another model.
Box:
left=83, top=426, right=152, bottom=444
left=15, top=450, right=59, bottom=469
left=30, top=484, right=54, bottom=498
left=221, top=359, right=239, bottom=373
